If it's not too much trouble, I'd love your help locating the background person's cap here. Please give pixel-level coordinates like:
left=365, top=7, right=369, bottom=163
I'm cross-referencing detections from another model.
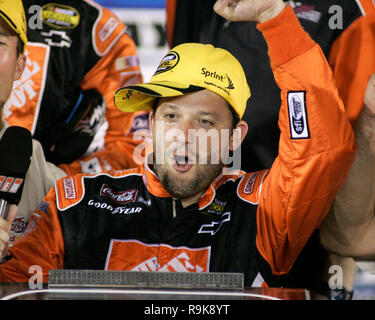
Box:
left=114, top=43, right=251, bottom=119
left=0, top=0, right=27, bottom=53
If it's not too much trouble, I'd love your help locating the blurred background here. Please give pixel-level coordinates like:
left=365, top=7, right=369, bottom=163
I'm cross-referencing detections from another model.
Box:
left=96, top=0, right=168, bottom=82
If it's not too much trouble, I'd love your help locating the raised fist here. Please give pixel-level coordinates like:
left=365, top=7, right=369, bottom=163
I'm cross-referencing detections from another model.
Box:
left=213, top=0, right=286, bottom=23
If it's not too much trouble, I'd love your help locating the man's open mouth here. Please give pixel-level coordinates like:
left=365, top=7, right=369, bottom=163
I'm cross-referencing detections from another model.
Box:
left=172, top=155, right=194, bottom=172
left=174, top=155, right=190, bottom=165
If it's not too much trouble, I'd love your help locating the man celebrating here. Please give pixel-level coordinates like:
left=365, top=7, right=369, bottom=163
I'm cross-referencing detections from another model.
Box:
left=0, top=0, right=355, bottom=287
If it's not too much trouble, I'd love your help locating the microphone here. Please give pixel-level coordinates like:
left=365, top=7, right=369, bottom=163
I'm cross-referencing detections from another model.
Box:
left=0, top=126, right=32, bottom=220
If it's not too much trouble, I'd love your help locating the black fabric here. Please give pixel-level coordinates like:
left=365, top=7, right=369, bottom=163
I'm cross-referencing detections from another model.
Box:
left=58, top=172, right=264, bottom=286
left=255, top=250, right=289, bottom=288
left=41, top=89, right=105, bottom=164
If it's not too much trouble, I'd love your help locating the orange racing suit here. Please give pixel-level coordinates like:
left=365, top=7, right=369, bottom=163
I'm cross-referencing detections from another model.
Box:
left=0, top=6, right=356, bottom=286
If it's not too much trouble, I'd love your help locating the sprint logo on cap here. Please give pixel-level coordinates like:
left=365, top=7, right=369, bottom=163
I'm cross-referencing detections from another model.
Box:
left=201, top=68, right=235, bottom=96
left=201, top=68, right=235, bottom=90
left=154, top=51, right=180, bottom=75
left=201, top=68, right=225, bottom=82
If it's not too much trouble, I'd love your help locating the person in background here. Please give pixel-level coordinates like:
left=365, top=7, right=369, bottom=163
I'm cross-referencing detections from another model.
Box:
left=320, top=73, right=375, bottom=278
left=0, top=0, right=355, bottom=287
left=5, top=0, right=148, bottom=175
left=0, top=0, right=66, bottom=259
left=165, top=0, right=375, bottom=298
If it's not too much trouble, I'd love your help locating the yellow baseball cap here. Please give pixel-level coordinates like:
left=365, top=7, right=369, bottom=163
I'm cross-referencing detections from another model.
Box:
left=0, top=0, right=27, bottom=53
left=114, top=43, right=251, bottom=119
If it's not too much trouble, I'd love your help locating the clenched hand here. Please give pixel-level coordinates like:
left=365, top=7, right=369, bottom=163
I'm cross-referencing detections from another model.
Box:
left=213, top=0, right=286, bottom=23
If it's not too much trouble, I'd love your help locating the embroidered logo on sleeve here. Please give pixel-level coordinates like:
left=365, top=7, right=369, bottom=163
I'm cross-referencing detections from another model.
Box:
left=287, top=91, right=310, bottom=139
left=99, top=17, right=119, bottom=42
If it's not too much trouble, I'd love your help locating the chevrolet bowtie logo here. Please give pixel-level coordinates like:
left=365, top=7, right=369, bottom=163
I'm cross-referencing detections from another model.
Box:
left=40, top=30, right=72, bottom=48
left=198, top=211, right=231, bottom=236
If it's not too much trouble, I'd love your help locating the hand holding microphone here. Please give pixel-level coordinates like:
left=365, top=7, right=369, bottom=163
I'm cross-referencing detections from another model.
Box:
left=0, top=126, right=32, bottom=260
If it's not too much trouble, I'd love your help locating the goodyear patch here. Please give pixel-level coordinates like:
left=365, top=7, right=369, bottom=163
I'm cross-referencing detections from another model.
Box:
left=42, top=4, right=80, bottom=30
left=154, top=51, right=179, bottom=75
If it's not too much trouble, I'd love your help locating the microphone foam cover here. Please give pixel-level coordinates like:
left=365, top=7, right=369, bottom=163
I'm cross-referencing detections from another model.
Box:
left=0, top=126, right=32, bottom=205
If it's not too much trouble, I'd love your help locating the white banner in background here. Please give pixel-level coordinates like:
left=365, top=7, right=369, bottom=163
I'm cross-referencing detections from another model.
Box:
left=111, top=8, right=169, bottom=81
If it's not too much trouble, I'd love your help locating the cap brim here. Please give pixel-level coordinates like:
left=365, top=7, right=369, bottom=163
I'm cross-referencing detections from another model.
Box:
left=0, top=12, right=27, bottom=53
left=114, top=81, right=204, bottom=112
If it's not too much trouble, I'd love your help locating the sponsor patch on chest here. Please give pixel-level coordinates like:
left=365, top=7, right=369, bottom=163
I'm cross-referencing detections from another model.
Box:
left=41, top=3, right=80, bottom=29
left=63, top=178, right=76, bottom=199
left=100, top=184, right=138, bottom=204
left=88, top=199, right=143, bottom=215
left=242, top=172, right=258, bottom=195
left=105, top=240, right=210, bottom=273
left=198, top=211, right=231, bottom=236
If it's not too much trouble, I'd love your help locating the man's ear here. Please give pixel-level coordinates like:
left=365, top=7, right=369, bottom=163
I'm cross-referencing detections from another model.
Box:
left=14, top=54, right=26, bottom=81
left=229, top=120, right=248, bottom=151
left=149, top=109, right=155, bottom=128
